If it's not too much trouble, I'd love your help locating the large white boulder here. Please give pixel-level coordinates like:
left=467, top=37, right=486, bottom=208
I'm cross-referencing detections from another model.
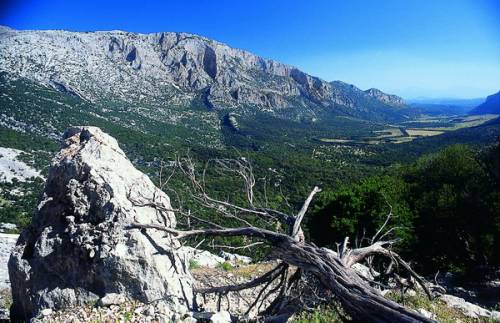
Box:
left=8, top=127, right=193, bottom=320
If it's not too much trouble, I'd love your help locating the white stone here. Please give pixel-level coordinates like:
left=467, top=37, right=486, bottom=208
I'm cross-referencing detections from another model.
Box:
left=180, top=246, right=225, bottom=268
left=41, top=308, right=52, bottom=316
left=145, top=305, right=155, bottom=316
left=440, top=294, right=491, bottom=318
left=0, top=223, right=17, bottom=231
left=210, top=311, right=232, bottom=323
left=0, top=233, right=19, bottom=289
left=418, top=308, right=436, bottom=320
left=98, top=293, right=126, bottom=307
left=219, top=251, right=252, bottom=265
left=8, top=127, right=193, bottom=321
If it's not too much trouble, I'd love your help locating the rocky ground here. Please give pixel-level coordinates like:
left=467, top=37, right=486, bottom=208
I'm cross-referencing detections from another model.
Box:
left=0, top=233, right=18, bottom=319
left=25, top=262, right=279, bottom=322
left=1, top=233, right=500, bottom=322
left=0, top=147, right=42, bottom=183
left=0, top=233, right=17, bottom=289
left=192, top=262, right=280, bottom=317
left=13, top=263, right=278, bottom=322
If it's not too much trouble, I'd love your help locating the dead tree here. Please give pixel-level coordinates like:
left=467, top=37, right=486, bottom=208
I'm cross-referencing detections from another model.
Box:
left=130, top=156, right=436, bottom=323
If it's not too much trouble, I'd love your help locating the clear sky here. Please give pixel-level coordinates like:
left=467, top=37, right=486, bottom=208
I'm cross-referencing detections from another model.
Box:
left=1, top=0, right=499, bottom=99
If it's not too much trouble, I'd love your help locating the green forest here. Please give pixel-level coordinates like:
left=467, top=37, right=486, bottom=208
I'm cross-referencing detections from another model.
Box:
left=309, top=143, right=500, bottom=277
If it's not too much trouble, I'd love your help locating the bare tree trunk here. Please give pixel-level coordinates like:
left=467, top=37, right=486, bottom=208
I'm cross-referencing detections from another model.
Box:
left=131, top=224, right=435, bottom=323
left=272, top=238, right=432, bottom=323
left=136, top=159, right=437, bottom=322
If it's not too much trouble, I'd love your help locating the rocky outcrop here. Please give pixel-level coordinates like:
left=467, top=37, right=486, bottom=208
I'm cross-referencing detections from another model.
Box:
left=8, top=127, right=193, bottom=321
left=0, top=233, right=18, bottom=290
left=180, top=246, right=252, bottom=268
left=439, top=294, right=500, bottom=320
left=181, top=247, right=226, bottom=268
left=219, top=251, right=251, bottom=265
left=0, top=147, right=43, bottom=183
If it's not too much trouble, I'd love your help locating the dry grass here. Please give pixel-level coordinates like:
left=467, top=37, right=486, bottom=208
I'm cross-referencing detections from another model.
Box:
left=191, top=261, right=277, bottom=280
left=319, top=138, right=354, bottom=143
left=406, top=129, right=445, bottom=137
left=0, top=288, right=12, bottom=313
left=385, top=291, right=485, bottom=323
left=373, top=128, right=404, bottom=138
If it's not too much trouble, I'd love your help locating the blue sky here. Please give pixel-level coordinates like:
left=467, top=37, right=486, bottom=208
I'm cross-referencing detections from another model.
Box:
left=1, top=0, right=499, bottom=99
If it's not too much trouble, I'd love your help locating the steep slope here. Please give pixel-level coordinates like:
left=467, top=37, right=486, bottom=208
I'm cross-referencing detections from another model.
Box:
left=364, top=88, right=405, bottom=106
left=470, top=91, right=500, bottom=115
left=0, top=25, right=409, bottom=122
left=329, top=81, right=412, bottom=121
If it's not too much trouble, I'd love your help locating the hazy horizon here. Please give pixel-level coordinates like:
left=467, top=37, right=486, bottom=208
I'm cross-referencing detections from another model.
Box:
left=1, top=0, right=499, bottom=99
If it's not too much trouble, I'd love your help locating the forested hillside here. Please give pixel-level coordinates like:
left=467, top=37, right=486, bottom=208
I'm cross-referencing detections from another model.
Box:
left=309, top=143, right=500, bottom=277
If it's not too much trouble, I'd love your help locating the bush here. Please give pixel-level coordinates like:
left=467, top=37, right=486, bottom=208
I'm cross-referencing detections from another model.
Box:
left=189, top=260, right=201, bottom=269
left=308, top=144, right=500, bottom=275
left=292, top=304, right=347, bottom=323
left=217, top=261, right=234, bottom=271
left=308, top=175, right=414, bottom=252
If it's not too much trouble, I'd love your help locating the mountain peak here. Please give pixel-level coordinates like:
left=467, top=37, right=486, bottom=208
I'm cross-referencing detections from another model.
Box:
left=364, top=88, right=405, bottom=107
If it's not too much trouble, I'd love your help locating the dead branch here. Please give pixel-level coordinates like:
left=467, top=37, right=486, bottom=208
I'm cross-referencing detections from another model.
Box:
left=130, top=221, right=434, bottom=322
left=291, top=186, right=321, bottom=239
left=194, top=263, right=286, bottom=294
left=131, top=156, right=436, bottom=323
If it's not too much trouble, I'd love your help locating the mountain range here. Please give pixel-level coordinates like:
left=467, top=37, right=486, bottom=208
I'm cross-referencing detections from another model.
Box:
left=0, top=25, right=410, bottom=125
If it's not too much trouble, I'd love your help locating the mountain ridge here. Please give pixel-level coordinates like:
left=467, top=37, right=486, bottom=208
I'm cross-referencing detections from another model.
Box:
left=0, top=25, right=409, bottom=122
left=470, top=91, right=500, bottom=115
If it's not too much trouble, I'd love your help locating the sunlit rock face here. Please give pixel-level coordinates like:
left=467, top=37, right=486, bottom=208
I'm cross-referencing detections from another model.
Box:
left=0, top=26, right=409, bottom=121
left=9, top=126, right=193, bottom=321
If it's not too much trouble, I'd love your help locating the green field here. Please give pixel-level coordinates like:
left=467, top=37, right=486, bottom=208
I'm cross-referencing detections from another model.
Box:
left=319, top=114, right=499, bottom=145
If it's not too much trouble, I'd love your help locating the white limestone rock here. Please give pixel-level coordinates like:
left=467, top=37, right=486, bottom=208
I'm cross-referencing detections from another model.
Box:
left=0, top=147, right=42, bottom=183
left=193, top=311, right=232, bottom=323
left=219, top=251, right=252, bottom=265
left=181, top=246, right=225, bottom=268
left=97, top=293, right=127, bottom=307
left=418, top=308, right=436, bottom=320
left=8, top=127, right=193, bottom=321
left=439, top=294, right=492, bottom=318
left=0, top=233, right=18, bottom=290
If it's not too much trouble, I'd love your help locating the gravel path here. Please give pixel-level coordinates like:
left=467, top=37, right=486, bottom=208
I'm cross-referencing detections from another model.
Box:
left=0, top=233, right=18, bottom=289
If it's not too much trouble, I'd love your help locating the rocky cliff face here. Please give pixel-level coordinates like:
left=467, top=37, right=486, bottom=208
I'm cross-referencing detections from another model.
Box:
left=8, top=127, right=193, bottom=321
left=0, top=25, right=409, bottom=121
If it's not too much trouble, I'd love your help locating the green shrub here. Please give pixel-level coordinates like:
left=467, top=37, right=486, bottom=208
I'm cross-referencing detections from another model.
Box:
left=217, top=261, right=234, bottom=271
left=292, top=304, right=347, bottom=323
left=189, top=259, right=201, bottom=269
left=309, top=144, right=500, bottom=275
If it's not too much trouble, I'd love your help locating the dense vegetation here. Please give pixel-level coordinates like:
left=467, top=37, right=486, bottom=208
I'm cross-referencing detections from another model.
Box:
left=309, top=143, right=500, bottom=276
left=1, top=74, right=499, bottom=277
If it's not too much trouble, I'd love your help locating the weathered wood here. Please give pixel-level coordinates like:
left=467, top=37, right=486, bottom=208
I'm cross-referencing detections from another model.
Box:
left=130, top=223, right=435, bottom=323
